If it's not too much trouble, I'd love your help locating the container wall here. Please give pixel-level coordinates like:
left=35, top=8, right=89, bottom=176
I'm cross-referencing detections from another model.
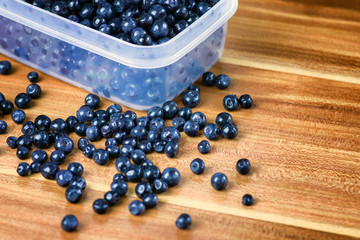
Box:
left=0, top=15, right=227, bottom=110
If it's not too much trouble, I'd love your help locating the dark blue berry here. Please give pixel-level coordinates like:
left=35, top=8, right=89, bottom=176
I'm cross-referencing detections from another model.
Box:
left=113, top=173, right=125, bottom=182
left=197, top=140, right=210, bottom=154
left=52, top=1, right=69, bottom=16
left=188, top=85, right=200, bottom=93
left=161, top=167, right=180, bottom=186
left=30, top=161, right=42, bottom=173
left=121, top=16, right=137, bottom=33
left=35, top=115, right=51, bottom=130
left=77, top=105, right=94, bottom=122
left=141, top=159, right=153, bottom=169
left=120, top=144, right=134, bottom=157
left=68, top=162, right=84, bottom=177
left=176, top=214, right=191, bottom=229
left=32, top=130, right=50, bottom=148
left=162, top=101, right=179, bottom=119
left=161, top=127, right=180, bottom=142
left=149, top=20, right=169, bottom=39
left=143, top=166, right=160, bottom=182
left=11, top=109, right=26, bottom=124
left=111, top=179, right=128, bottom=196
left=17, top=146, right=29, bottom=160
left=56, top=170, right=74, bottom=187
left=86, top=126, right=100, bottom=142
left=106, top=145, right=121, bottom=158
left=190, top=158, right=205, bottom=174
left=196, top=1, right=210, bottom=15
left=221, top=123, right=238, bottom=139
left=174, top=4, right=188, bottom=19
left=109, top=17, right=122, bottom=33
left=55, top=137, right=74, bottom=154
left=139, top=13, right=154, bottom=27
left=147, top=130, right=160, bottom=143
left=0, top=61, right=11, bottom=74
left=17, top=135, right=32, bottom=148
left=85, top=93, right=100, bottom=108
left=203, top=123, right=221, bottom=140
left=129, top=200, right=145, bottom=216
left=79, top=3, right=95, bottom=20
left=92, top=149, right=109, bottom=165
left=114, top=131, right=127, bottom=143
left=173, top=20, right=189, bottom=34
left=153, top=140, right=167, bottom=153
left=130, top=126, right=147, bottom=141
left=50, top=118, right=68, bottom=134
left=61, top=215, right=78, bottom=232
left=236, top=158, right=251, bottom=175
left=123, top=110, right=137, bottom=121
left=78, top=137, right=90, bottom=151
left=242, top=194, right=254, bottom=206
left=22, top=121, right=36, bottom=136
left=182, top=90, right=200, bottom=108
left=148, top=4, right=167, bottom=20
left=97, top=2, right=115, bottom=19
left=149, top=117, right=165, bottom=132
left=135, top=181, right=153, bottom=199
left=107, top=104, right=122, bottom=115
left=142, top=193, right=158, bottom=208
left=40, top=162, right=60, bottom=179
left=186, top=11, right=199, bottom=24
left=136, top=117, right=150, bottom=130
left=17, top=162, right=31, bottom=176
left=131, top=27, right=151, bottom=45
left=0, top=92, right=4, bottom=103
left=101, top=125, right=112, bottom=139
left=95, top=109, right=109, bottom=120
left=109, top=117, right=125, bottom=133
left=31, top=149, right=48, bottom=163
left=147, top=106, right=164, bottom=119
left=138, top=140, right=153, bottom=153
left=211, top=172, right=228, bottom=190
left=26, top=84, right=42, bottom=99
left=74, top=122, right=87, bottom=136
left=27, top=71, right=39, bottom=82
left=183, top=120, right=199, bottom=137
left=223, top=94, right=239, bottom=111
left=68, top=0, right=80, bottom=12
left=0, top=120, right=7, bottom=134
left=116, top=156, right=132, bottom=173
left=50, top=150, right=66, bottom=165
left=91, top=117, right=106, bottom=128
left=93, top=199, right=109, bottom=214
left=6, top=136, right=18, bottom=149
left=130, top=149, right=146, bottom=164
left=177, top=107, right=192, bottom=121
left=104, top=191, right=120, bottom=206
left=215, top=74, right=230, bottom=90
left=99, top=23, right=111, bottom=34
left=216, top=112, right=232, bottom=128
left=190, top=112, right=206, bottom=129
left=15, top=93, right=31, bottom=109
left=239, top=94, right=253, bottom=109
left=66, top=185, right=83, bottom=203
left=152, top=178, right=168, bottom=193
left=66, top=116, right=79, bottom=132
left=141, top=0, right=156, bottom=10
left=125, top=165, right=143, bottom=182
left=0, top=100, right=14, bottom=114
left=70, top=176, right=86, bottom=190
left=172, top=117, right=186, bottom=132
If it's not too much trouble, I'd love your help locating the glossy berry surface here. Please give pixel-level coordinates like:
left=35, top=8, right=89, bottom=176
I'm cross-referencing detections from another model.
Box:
left=236, top=158, right=251, bottom=175
left=190, top=112, right=206, bottom=129
left=216, top=112, right=233, bottom=128
left=135, top=181, right=153, bottom=199
left=86, top=126, right=100, bottom=142
left=125, top=165, right=143, bottom=182
left=0, top=61, right=11, bottom=74
left=34, top=115, right=51, bottom=130
left=22, top=121, right=36, bottom=136
left=198, top=140, right=210, bottom=154
left=40, top=162, right=60, bottom=180
left=31, top=149, right=48, bottom=163
left=172, top=117, right=186, bottom=132
left=15, top=93, right=31, bottom=109
left=183, top=120, right=199, bottom=137
left=113, top=173, right=125, bottom=182
left=190, top=158, right=205, bottom=175
left=26, top=84, right=42, bottom=99
left=138, top=140, right=153, bottom=154
left=215, top=74, right=230, bottom=90
left=55, top=137, right=74, bottom=154
left=142, top=193, right=158, bottom=208
left=182, top=90, right=200, bottom=108
left=162, top=101, right=179, bottom=119
left=50, top=118, right=68, bottom=134
left=66, top=116, right=79, bottom=132
left=149, top=117, right=165, bottom=132
left=93, top=199, right=109, bottom=214
left=203, top=123, right=221, bottom=141
left=50, top=150, right=66, bottom=165
left=153, top=140, right=167, bottom=153
left=130, top=149, right=146, bottom=164
left=223, top=94, right=239, bottom=111
left=161, top=167, right=180, bottom=187
left=32, top=130, right=50, bottom=148
left=76, top=105, right=94, bottom=122
left=56, top=170, right=74, bottom=187
left=11, top=109, right=26, bottom=124
left=17, top=162, right=31, bottom=176
left=30, top=161, right=42, bottom=173
left=16, top=146, right=29, bottom=160
left=0, top=100, right=14, bottom=114
left=202, top=72, right=216, bottom=86
left=17, top=135, right=32, bottom=148
left=161, top=127, right=180, bottom=142
left=78, top=137, right=90, bottom=151
left=242, top=194, right=254, bottom=206
left=74, top=122, right=87, bottom=136
left=221, top=123, right=238, bottom=139
left=61, top=215, right=78, bottom=232
left=143, top=165, right=161, bottom=182
left=65, top=185, right=83, bottom=203
left=211, top=172, right=228, bottom=191
left=111, top=180, right=128, bottom=196
left=116, top=156, right=132, bottom=173
left=70, top=176, right=87, bottom=190
left=129, top=200, right=145, bottom=216
left=239, top=94, right=253, bottom=109
left=27, top=71, right=39, bottom=82
left=147, top=106, right=164, bottom=119
left=93, top=149, right=110, bottom=165
left=85, top=94, right=101, bottom=108
left=152, top=178, right=168, bottom=194
left=104, top=191, right=120, bottom=206
left=164, top=141, right=179, bottom=158
left=0, top=120, right=7, bottom=134
left=176, top=213, right=192, bottom=229
left=6, top=136, right=18, bottom=149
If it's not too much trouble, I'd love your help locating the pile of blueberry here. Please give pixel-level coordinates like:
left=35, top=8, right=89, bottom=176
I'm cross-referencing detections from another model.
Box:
left=22, top=0, right=219, bottom=45
left=1, top=60, right=255, bottom=233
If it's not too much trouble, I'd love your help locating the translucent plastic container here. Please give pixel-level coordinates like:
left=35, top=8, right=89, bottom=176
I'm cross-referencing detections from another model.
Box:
left=0, top=0, right=238, bottom=110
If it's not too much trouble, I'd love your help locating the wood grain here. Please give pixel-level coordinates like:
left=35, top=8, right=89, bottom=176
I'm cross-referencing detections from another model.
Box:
left=1, top=0, right=360, bottom=239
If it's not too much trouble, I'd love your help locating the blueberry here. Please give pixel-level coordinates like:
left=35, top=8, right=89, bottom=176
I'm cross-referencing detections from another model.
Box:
left=112, top=173, right=125, bottom=182
left=152, top=178, right=168, bottom=193
left=0, top=120, right=7, bottom=134
left=117, top=32, right=131, bottom=42
left=129, top=200, right=145, bottom=216
left=140, top=0, right=156, bottom=11
left=95, top=109, right=109, bottom=120
left=197, top=140, right=210, bottom=154
left=136, top=117, right=149, bottom=130
left=93, top=199, right=109, bottom=214
left=68, top=0, right=80, bottom=12
left=86, top=126, right=100, bottom=142
left=109, top=17, right=122, bottom=33
left=215, top=74, right=230, bottom=90
left=104, top=191, right=121, bottom=206
left=182, top=90, right=200, bottom=108
left=50, top=118, right=68, bottom=134
left=55, top=137, right=74, bottom=154
left=190, top=112, right=206, bottom=129
left=6, top=136, right=18, bottom=149
left=17, top=162, right=31, bottom=176
left=187, top=85, right=200, bottom=93
left=130, top=149, right=146, bottom=164
left=70, top=176, right=86, bottom=190
left=174, top=4, right=189, bottom=19
left=92, top=149, right=110, bottom=165
left=0, top=61, right=11, bottom=74
left=177, top=107, right=192, bottom=120
left=147, top=106, right=164, bottom=119
left=16, top=146, right=29, bottom=160
left=114, top=131, right=127, bottom=144
left=0, top=92, right=4, bottom=103
left=164, top=141, right=179, bottom=158
left=143, top=165, right=161, bottom=182
left=146, top=130, right=160, bottom=143
left=149, top=20, right=169, bottom=40
left=0, top=100, right=14, bottom=114
left=149, top=117, right=165, bottom=132
left=123, top=110, right=137, bottom=121
left=120, top=144, right=134, bottom=157
left=236, top=158, right=251, bottom=175
left=26, top=84, right=42, bottom=99
left=77, top=137, right=90, bottom=151
left=242, top=194, right=254, bottom=206
left=221, top=123, right=238, bottom=139
left=79, top=3, right=95, bottom=20
left=110, top=180, right=128, bottom=196
left=107, top=104, right=123, bottom=115
left=115, top=156, right=132, bottom=172
left=139, top=12, right=154, bottom=28
left=162, top=101, right=179, bottom=119
left=66, top=116, right=79, bottom=132
left=131, top=27, right=152, bottom=45
left=125, top=165, right=143, bottom=182
left=26, top=71, right=39, bottom=83
left=106, top=145, right=121, bottom=158
left=99, top=23, right=111, bottom=34
left=121, top=16, right=137, bottom=33
left=153, top=140, right=167, bottom=153
left=161, top=127, right=181, bottom=142
left=77, top=105, right=94, bottom=122
left=203, top=123, right=221, bottom=140
left=138, top=140, right=153, bottom=153
left=17, top=135, right=32, bottom=148
left=30, top=161, right=42, bottom=173
left=52, top=1, right=69, bottom=16
left=35, top=115, right=51, bottom=130
left=21, top=121, right=35, bottom=136
left=11, top=109, right=26, bottom=124
left=172, top=117, right=186, bottom=131
left=239, top=94, right=253, bottom=109
left=161, top=167, right=180, bottom=187
left=215, top=112, right=232, bottom=128
left=56, top=170, right=74, bottom=187
left=130, top=126, right=147, bottom=141
left=186, top=11, right=199, bottom=24
left=84, top=93, right=100, bottom=108
left=148, top=4, right=167, bottom=20
left=190, top=158, right=205, bottom=175
left=61, top=215, right=78, bottom=232
left=40, top=162, right=60, bottom=179
left=15, top=93, right=31, bottom=109
left=211, top=172, right=228, bottom=191
left=196, top=1, right=211, bottom=15
left=183, top=120, right=199, bottom=137
left=97, top=2, right=115, bottom=19
left=173, top=20, right=189, bottom=34
left=223, top=94, right=239, bottom=111
left=67, top=14, right=79, bottom=22
left=141, top=159, right=154, bottom=170
left=31, top=149, right=48, bottom=163
left=68, top=162, right=84, bottom=177
left=74, top=122, right=87, bottom=136
left=176, top=214, right=191, bottom=229
left=135, top=181, right=153, bottom=199
left=32, top=130, right=50, bottom=148
left=50, top=149, right=66, bottom=165
left=66, top=185, right=83, bottom=203
left=142, top=193, right=158, bottom=208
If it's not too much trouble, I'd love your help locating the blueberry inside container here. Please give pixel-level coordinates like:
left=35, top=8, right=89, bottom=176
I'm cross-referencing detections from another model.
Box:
left=0, top=0, right=238, bottom=110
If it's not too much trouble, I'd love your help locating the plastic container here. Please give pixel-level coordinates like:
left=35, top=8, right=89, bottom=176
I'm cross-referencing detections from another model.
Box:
left=0, top=0, right=238, bottom=110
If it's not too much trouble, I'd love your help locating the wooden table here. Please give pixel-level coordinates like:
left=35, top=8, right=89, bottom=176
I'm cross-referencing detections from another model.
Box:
left=1, top=0, right=360, bottom=239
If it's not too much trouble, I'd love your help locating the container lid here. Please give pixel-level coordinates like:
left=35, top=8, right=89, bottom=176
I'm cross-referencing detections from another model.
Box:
left=0, top=0, right=238, bottom=69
